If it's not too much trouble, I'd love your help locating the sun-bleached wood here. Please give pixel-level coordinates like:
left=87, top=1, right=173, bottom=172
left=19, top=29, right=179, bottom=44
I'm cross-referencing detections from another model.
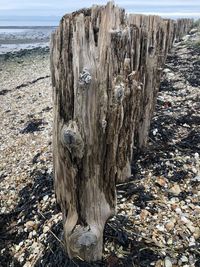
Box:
left=51, top=2, right=193, bottom=262
left=175, top=18, right=194, bottom=41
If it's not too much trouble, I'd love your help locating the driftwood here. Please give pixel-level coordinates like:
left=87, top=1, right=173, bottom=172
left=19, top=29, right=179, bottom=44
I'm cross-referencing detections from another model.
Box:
left=51, top=2, right=193, bottom=262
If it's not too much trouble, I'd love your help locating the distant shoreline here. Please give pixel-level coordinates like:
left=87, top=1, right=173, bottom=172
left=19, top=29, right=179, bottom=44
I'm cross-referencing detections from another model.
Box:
left=0, top=27, right=54, bottom=54
left=0, top=26, right=57, bottom=29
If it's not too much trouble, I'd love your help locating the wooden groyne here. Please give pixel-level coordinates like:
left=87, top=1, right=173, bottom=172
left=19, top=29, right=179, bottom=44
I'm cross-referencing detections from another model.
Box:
left=51, top=2, right=193, bottom=262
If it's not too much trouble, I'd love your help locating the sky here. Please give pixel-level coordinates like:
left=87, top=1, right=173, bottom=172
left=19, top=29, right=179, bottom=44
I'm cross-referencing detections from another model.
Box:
left=0, top=0, right=199, bottom=24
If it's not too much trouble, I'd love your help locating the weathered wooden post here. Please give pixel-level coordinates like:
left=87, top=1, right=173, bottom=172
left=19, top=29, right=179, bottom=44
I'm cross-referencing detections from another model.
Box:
left=51, top=2, right=193, bottom=262
left=51, top=3, right=136, bottom=261
left=175, top=18, right=194, bottom=41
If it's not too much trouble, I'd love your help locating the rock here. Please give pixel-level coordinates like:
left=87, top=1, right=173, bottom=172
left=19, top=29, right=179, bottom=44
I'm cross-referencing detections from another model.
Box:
left=180, top=216, right=191, bottom=225
left=24, top=261, right=32, bottom=267
left=156, top=177, right=168, bottom=187
left=153, top=128, right=158, bottom=136
left=140, top=209, right=150, bottom=221
left=186, top=223, right=196, bottom=233
left=167, top=72, right=175, bottom=78
left=15, top=245, right=21, bottom=252
left=1, top=207, right=6, bottom=213
left=19, top=241, right=23, bottom=247
left=167, top=238, right=173, bottom=245
left=181, top=216, right=196, bottom=233
left=32, top=230, right=37, bottom=236
left=155, top=260, right=163, bottom=267
left=43, top=195, right=49, bottom=202
left=43, top=225, right=49, bottom=233
left=189, top=236, right=196, bottom=246
left=182, top=35, right=190, bottom=42
left=169, top=184, right=181, bottom=196
left=163, top=68, right=171, bottom=74
left=156, top=224, right=165, bottom=232
left=31, top=242, right=39, bottom=250
left=194, top=227, right=200, bottom=239
left=19, top=256, right=24, bottom=263
left=28, top=232, right=33, bottom=239
left=181, top=256, right=188, bottom=263
left=165, top=220, right=175, bottom=231
left=164, top=256, right=173, bottom=267
left=25, top=221, right=36, bottom=230
left=192, top=175, right=200, bottom=182
left=189, top=28, right=198, bottom=34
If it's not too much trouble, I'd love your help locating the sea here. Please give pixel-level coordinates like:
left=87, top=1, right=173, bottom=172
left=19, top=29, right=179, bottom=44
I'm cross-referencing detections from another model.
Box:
left=0, top=11, right=198, bottom=54
left=0, top=16, right=60, bottom=27
left=0, top=17, right=59, bottom=54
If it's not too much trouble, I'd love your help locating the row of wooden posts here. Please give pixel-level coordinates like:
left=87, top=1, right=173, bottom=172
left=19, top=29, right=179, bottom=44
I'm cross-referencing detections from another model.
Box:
left=50, top=2, right=193, bottom=262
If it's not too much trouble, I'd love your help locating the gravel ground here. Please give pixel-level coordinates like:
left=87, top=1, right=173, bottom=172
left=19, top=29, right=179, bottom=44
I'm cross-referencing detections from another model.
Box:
left=0, top=31, right=200, bottom=267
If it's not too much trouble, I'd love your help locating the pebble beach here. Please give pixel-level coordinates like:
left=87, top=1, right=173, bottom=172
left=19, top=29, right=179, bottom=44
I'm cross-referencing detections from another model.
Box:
left=0, top=27, right=200, bottom=267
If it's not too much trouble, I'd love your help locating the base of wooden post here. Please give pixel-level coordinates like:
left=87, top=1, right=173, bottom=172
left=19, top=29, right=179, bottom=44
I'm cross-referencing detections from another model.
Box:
left=66, top=225, right=103, bottom=262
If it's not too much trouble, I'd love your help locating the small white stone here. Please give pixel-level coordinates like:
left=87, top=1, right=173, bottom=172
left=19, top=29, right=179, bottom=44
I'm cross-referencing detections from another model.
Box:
left=156, top=225, right=165, bottom=232
left=1, top=207, right=6, bottom=213
left=28, top=232, right=33, bottom=239
left=187, top=223, right=195, bottom=233
left=175, top=207, right=182, bottom=215
left=19, top=241, right=23, bottom=247
left=165, top=221, right=175, bottom=231
left=43, top=195, right=49, bottom=202
left=181, top=256, right=188, bottom=263
left=167, top=238, right=173, bottom=245
left=181, top=216, right=190, bottom=224
left=15, top=245, right=20, bottom=252
left=169, top=184, right=181, bottom=196
left=19, top=256, right=24, bottom=263
left=43, top=226, right=49, bottom=234
left=167, top=72, right=175, bottom=78
left=25, top=220, right=36, bottom=230
left=189, top=236, right=196, bottom=246
left=164, top=256, right=172, bottom=267
left=153, top=129, right=158, bottom=136
left=192, top=167, right=197, bottom=174
left=190, top=28, right=198, bottom=34
left=24, top=261, right=32, bottom=267
left=163, top=68, right=171, bottom=73
left=32, top=230, right=37, bottom=236
left=192, top=176, right=200, bottom=182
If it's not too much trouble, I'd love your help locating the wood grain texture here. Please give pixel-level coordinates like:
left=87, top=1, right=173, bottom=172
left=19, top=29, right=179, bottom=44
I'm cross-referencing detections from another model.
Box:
left=51, top=2, right=193, bottom=262
left=175, top=18, right=194, bottom=41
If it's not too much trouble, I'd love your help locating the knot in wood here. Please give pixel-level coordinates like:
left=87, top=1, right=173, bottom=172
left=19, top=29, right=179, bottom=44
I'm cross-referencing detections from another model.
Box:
left=79, top=68, right=92, bottom=85
left=78, top=231, right=97, bottom=247
left=148, top=45, right=155, bottom=56
left=63, top=129, right=76, bottom=146
left=61, top=121, right=84, bottom=158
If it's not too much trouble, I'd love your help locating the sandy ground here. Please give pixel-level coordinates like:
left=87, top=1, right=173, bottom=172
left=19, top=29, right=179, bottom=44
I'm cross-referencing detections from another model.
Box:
left=0, top=31, right=200, bottom=267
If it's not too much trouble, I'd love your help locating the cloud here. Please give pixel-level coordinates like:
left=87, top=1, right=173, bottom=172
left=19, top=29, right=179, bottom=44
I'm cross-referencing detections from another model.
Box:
left=0, top=0, right=199, bottom=18
left=138, top=11, right=200, bottom=17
